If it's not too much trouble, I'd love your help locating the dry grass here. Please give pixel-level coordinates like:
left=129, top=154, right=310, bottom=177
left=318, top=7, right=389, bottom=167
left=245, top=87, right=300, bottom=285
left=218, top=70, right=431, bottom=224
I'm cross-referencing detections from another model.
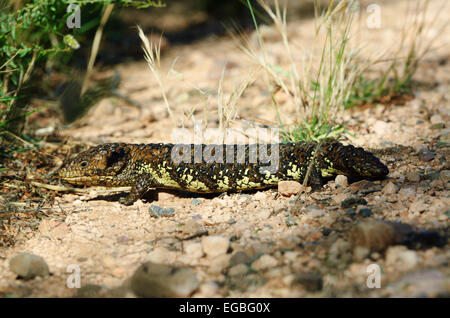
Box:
left=237, top=0, right=447, bottom=142
left=137, top=0, right=447, bottom=144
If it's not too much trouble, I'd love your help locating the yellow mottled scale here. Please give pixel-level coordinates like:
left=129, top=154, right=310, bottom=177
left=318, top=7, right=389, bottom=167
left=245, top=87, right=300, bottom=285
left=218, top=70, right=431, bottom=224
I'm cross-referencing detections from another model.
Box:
left=139, top=163, right=181, bottom=190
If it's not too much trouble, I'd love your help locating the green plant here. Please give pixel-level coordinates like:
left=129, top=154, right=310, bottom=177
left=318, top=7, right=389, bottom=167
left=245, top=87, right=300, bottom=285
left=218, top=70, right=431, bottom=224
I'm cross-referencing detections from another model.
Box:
left=0, top=0, right=163, bottom=141
left=241, top=0, right=362, bottom=142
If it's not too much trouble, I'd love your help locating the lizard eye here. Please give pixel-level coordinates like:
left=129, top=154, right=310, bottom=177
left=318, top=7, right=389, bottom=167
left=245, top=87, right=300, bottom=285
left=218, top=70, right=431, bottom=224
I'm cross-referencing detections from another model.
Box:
left=80, top=161, right=88, bottom=167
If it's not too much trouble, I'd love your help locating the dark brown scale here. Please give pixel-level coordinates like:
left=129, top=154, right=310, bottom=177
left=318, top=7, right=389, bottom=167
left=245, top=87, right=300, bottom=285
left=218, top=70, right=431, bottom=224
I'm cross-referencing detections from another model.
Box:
left=58, top=139, right=389, bottom=205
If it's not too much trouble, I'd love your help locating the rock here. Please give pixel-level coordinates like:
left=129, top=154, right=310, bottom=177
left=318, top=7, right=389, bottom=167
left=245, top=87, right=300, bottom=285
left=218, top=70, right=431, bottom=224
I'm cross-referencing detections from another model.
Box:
left=9, top=253, right=50, bottom=280
left=406, top=171, right=421, bottom=182
left=332, top=192, right=348, bottom=205
left=208, top=254, right=231, bottom=274
left=293, top=272, right=323, bottom=292
left=386, top=269, right=449, bottom=297
left=149, top=205, right=175, bottom=218
left=258, top=209, right=272, bottom=219
left=413, top=143, right=428, bottom=153
left=358, top=208, right=372, bottom=217
left=285, top=216, right=298, bottom=226
left=344, top=208, right=356, bottom=218
left=130, top=262, right=199, bottom=297
left=147, top=247, right=171, bottom=263
left=353, top=246, right=370, bottom=262
left=251, top=254, right=278, bottom=270
left=278, top=181, right=303, bottom=197
left=117, top=235, right=133, bottom=244
left=431, top=123, right=445, bottom=130
left=430, top=114, right=444, bottom=125
left=75, top=284, right=108, bottom=298
left=348, top=220, right=414, bottom=252
left=184, top=242, right=204, bottom=259
left=327, top=238, right=352, bottom=266
left=229, top=251, right=251, bottom=267
left=348, top=180, right=378, bottom=193
left=341, top=197, right=367, bottom=208
left=191, top=198, right=202, bottom=206
left=197, top=282, right=219, bottom=297
left=305, top=205, right=326, bottom=218
left=409, top=200, right=427, bottom=215
left=228, top=264, right=248, bottom=276
left=386, top=246, right=419, bottom=270
left=335, top=175, right=348, bottom=188
left=202, top=236, right=230, bottom=257
left=398, top=184, right=416, bottom=199
left=418, top=150, right=435, bottom=162
left=439, top=170, right=450, bottom=183
left=373, top=120, right=391, bottom=137
left=382, top=182, right=398, bottom=194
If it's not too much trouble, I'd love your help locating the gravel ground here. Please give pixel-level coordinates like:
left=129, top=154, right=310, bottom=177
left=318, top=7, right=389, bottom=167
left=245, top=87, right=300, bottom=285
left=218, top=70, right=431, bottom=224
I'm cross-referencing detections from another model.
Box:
left=0, top=0, right=448, bottom=297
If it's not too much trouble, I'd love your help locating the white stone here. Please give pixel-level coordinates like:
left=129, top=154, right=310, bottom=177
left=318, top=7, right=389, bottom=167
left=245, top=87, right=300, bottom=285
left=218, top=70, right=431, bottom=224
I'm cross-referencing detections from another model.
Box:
left=184, top=242, right=204, bottom=258
left=251, top=254, right=278, bottom=270
left=335, top=175, right=348, bottom=188
left=382, top=182, right=398, bottom=194
left=278, top=181, right=303, bottom=197
left=202, top=236, right=230, bottom=257
left=386, top=246, right=419, bottom=270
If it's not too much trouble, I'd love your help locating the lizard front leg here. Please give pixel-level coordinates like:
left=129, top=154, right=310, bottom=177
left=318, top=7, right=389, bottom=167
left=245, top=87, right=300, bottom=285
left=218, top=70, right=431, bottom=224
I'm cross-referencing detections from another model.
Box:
left=119, top=174, right=154, bottom=206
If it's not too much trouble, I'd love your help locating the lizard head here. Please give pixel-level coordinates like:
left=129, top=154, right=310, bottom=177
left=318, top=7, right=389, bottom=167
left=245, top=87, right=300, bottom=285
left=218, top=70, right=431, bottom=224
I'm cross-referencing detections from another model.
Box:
left=59, top=143, right=130, bottom=186
left=317, top=139, right=389, bottom=179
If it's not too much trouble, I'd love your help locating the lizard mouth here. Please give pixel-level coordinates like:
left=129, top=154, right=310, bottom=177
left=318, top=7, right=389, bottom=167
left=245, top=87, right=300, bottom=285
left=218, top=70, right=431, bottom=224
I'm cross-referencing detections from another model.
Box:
left=60, top=175, right=114, bottom=185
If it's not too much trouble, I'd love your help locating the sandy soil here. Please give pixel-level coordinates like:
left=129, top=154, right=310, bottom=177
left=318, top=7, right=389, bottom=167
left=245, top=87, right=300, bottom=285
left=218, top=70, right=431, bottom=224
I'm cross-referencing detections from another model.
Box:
left=0, top=0, right=448, bottom=297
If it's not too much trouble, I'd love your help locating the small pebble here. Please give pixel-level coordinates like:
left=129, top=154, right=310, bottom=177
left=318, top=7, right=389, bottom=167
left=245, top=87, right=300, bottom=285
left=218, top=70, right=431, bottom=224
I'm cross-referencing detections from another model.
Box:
left=228, top=218, right=236, bottom=224
left=293, top=272, right=323, bottom=292
left=130, top=262, right=199, bottom=297
left=358, top=208, right=372, bottom=217
left=382, top=182, right=398, bottom=194
left=229, top=251, right=251, bottom=267
left=228, top=264, right=248, bottom=276
left=353, top=246, right=370, bottom=262
left=191, top=198, right=202, bottom=206
left=386, top=246, right=419, bottom=270
left=9, top=253, right=50, bottom=280
left=184, top=242, right=204, bottom=258
left=418, top=150, right=435, bottom=162
left=409, top=200, right=427, bottom=215
left=278, top=181, right=303, bottom=197
left=285, top=216, right=298, bottom=227
left=305, top=205, right=326, bottom=218
left=406, top=171, right=421, bottom=182
left=197, top=282, right=219, bottom=297
left=430, top=114, right=443, bottom=125
left=341, top=197, right=367, bottom=208
left=387, top=269, right=447, bottom=297
left=335, top=175, right=348, bottom=188
left=251, top=254, right=278, bottom=270
left=202, top=236, right=230, bottom=257
left=439, top=170, right=450, bottom=183
left=149, top=205, right=175, bottom=218
left=75, top=284, right=108, bottom=298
